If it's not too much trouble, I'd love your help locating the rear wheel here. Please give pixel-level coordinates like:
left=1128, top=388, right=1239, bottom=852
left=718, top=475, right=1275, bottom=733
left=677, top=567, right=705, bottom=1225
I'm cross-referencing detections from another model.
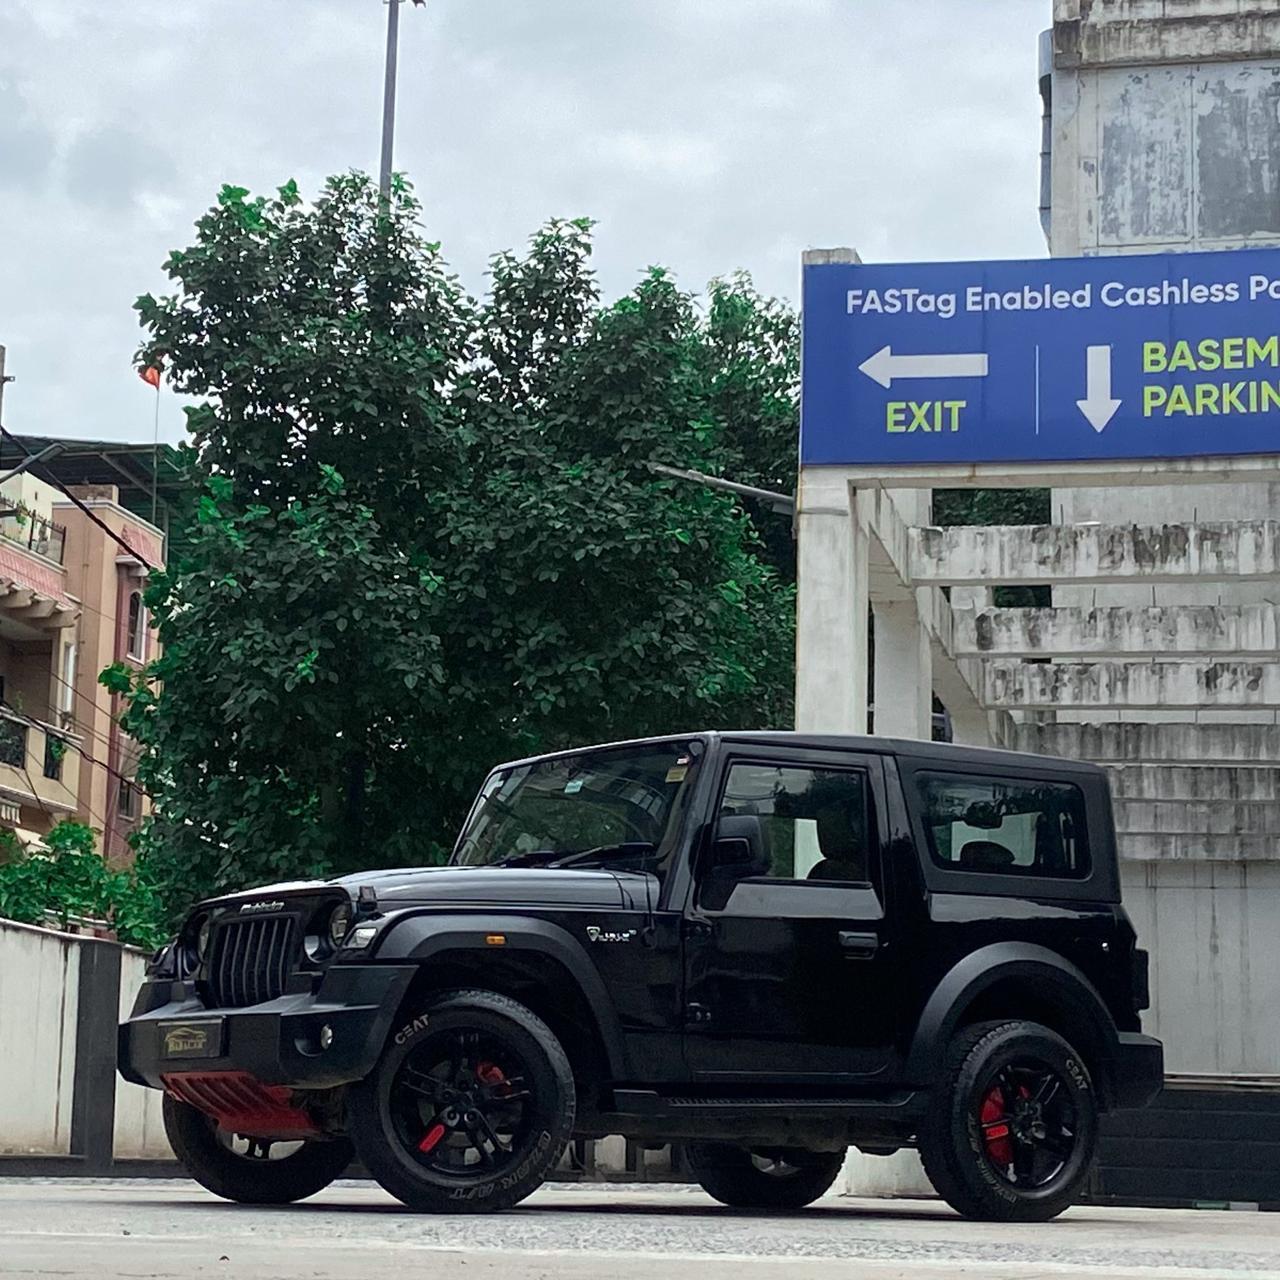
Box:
left=162, top=1095, right=353, bottom=1204
left=348, top=989, right=575, bottom=1212
left=917, top=1020, right=1098, bottom=1222
left=686, top=1142, right=845, bottom=1209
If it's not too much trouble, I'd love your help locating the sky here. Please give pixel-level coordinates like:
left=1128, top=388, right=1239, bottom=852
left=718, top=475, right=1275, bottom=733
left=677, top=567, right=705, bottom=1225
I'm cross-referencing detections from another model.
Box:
left=0, top=0, right=1050, bottom=446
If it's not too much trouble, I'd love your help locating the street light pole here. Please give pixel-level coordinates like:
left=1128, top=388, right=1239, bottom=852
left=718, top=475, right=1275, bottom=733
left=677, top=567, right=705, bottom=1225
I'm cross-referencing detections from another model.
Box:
left=379, top=0, right=425, bottom=201
left=378, top=0, right=402, bottom=200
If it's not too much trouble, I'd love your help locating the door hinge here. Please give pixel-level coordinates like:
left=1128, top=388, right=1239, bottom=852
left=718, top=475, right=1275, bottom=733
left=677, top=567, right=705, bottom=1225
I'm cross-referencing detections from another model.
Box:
left=686, top=1002, right=712, bottom=1025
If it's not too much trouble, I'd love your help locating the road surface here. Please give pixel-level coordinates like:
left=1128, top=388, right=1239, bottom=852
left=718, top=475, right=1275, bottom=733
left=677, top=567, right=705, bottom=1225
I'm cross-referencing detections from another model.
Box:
left=1, top=1180, right=1279, bottom=1279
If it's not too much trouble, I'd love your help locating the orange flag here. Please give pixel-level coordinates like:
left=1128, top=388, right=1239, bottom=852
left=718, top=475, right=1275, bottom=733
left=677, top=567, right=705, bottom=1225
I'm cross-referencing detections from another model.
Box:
left=139, top=366, right=161, bottom=388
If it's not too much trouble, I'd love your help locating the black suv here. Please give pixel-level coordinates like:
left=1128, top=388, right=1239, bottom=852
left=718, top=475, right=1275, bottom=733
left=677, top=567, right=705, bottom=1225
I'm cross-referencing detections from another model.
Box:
left=120, top=732, right=1161, bottom=1221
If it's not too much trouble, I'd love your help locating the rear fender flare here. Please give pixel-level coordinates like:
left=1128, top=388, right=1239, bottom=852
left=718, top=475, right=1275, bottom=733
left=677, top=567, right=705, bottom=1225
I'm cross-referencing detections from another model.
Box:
left=372, top=913, right=629, bottom=1079
left=904, top=942, right=1120, bottom=1099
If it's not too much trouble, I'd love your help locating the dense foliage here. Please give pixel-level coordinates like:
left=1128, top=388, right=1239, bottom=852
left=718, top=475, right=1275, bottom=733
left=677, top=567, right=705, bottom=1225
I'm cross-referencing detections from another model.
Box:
left=0, top=820, right=165, bottom=948
left=110, top=175, right=799, bottom=919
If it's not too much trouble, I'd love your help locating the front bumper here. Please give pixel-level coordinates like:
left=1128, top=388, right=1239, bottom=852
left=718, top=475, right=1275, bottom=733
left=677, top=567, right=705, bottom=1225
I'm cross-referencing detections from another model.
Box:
left=1110, top=1032, right=1164, bottom=1109
left=118, top=962, right=416, bottom=1091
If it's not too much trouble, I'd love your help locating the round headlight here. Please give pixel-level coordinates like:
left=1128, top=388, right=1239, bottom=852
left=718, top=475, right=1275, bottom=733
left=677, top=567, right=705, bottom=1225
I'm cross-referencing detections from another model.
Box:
left=195, top=915, right=212, bottom=961
left=328, top=902, right=353, bottom=946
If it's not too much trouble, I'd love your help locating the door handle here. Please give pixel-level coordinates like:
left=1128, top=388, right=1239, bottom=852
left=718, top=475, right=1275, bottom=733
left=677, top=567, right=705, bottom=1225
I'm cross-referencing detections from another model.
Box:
left=838, top=930, right=879, bottom=956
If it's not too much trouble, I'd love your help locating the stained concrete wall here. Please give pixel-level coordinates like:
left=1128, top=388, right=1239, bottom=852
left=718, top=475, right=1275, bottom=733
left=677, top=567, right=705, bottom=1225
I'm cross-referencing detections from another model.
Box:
left=0, top=919, right=170, bottom=1160
left=1122, top=860, right=1280, bottom=1075
left=0, top=920, right=79, bottom=1155
left=113, top=947, right=171, bottom=1160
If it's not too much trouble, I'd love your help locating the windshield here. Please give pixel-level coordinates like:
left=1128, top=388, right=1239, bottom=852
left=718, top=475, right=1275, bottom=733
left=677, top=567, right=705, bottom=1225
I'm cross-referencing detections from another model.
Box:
left=453, top=740, right=704, bottom=882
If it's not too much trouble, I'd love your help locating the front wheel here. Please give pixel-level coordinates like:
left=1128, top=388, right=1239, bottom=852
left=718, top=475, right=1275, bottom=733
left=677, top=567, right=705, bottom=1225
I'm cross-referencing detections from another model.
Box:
left=685, top=1143, right=845, bottom=1209
left=162, top=1095, right=353, bottom=1204
left=917, top=1020, right=1099, bottom=1222
left=348, top=988, right=575, bottom=1212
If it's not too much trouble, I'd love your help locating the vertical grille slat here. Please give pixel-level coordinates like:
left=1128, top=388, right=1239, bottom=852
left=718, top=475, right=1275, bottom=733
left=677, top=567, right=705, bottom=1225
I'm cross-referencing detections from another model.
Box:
left=249, top=921, right=266, bottom=1005
left=275, top=919, right=291, bottom=999
left=205, top=914, right=298, bottom=1008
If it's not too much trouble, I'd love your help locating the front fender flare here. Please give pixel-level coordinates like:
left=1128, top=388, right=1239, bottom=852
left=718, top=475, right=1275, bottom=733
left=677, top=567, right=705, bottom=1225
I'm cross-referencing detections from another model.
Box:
left=904, top=942, right=1121, bottom=1098
left=371, top=913, right=630, bottom=1079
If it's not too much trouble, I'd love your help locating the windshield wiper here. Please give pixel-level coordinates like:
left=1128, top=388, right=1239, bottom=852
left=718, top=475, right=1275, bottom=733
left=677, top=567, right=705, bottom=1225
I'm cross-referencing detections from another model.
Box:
left=547, top=842, right=657, bottom=869
left=481, top=849, right=563, bottom=868
left=482, top=842, right=656, bottom=870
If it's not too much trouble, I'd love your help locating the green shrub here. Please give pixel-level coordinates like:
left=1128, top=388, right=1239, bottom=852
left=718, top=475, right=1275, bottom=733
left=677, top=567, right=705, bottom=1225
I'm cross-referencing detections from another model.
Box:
left=0, top=820, right=166, bottom=949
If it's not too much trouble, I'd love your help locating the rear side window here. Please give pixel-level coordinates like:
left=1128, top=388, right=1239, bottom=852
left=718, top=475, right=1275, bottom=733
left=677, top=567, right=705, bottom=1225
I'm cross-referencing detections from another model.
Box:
left=915, top=772, right=1090, bottom=880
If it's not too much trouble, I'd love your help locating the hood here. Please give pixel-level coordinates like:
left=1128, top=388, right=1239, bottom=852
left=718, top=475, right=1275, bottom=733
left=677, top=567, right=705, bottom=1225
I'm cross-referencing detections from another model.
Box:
left=201, top=864, right=646, bottom=915
left=330, top=863, right=634, bottom=909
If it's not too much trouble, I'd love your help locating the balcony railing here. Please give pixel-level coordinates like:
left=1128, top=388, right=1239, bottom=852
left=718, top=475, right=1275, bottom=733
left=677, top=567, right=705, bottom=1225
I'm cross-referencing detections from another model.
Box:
left=0, top=502, right=66, bottom=565
left=0, top=716, right=25, bottom=768
left=0, top=707, right=80, bottom=813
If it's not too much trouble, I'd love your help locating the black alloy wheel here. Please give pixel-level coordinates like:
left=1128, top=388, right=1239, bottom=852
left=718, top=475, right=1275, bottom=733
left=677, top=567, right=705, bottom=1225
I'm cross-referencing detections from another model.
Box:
left=976, top=1061, right=1078, bottom=1189
left=917, top=1020, right=1099, bottom=1222
left=392, top=1028, right=535, bottom=1175
left=349, top=989, right=575, bottom=1212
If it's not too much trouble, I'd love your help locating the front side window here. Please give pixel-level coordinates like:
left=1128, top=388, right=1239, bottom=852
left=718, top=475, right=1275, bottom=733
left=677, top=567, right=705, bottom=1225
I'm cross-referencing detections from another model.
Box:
left=715, top=763, right=872, bottom=884
left=915, top=772, right=1090, bottom=879
left=453, top=741, right=703, bottom=886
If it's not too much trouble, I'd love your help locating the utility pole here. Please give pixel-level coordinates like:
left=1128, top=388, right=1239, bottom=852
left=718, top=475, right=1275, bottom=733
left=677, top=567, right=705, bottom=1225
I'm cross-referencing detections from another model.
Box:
left=379, top=0, right=425, bottom=200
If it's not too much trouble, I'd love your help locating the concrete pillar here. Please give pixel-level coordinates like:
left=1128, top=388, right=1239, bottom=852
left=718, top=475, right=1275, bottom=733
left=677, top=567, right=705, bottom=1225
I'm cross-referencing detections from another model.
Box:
left=872, top=594, right=932, bottom=739
left=872, top=487, right=933, bottom=740
left=795, top=471, right=868, bottom=734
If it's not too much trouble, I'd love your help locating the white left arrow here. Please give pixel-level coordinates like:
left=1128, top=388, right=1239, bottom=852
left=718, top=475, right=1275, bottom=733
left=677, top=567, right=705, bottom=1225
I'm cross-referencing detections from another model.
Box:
left=1077, top=344, right=1122, bottom=432
left=858, top=345, right=989, bottom=389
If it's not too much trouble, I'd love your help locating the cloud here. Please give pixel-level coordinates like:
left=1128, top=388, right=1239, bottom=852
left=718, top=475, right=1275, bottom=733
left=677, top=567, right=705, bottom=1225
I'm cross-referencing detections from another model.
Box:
left=64, top=126, right=176, bottom=211
left=0, top=0, right=1051, bottom=444
left=0, top=78, right=55, bottom=191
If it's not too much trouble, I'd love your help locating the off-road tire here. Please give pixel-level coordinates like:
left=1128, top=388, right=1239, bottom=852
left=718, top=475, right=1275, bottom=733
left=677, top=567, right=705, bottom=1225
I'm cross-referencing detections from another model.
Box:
left=162, top=1094, right=353, bottom=1204
left=686, top=1142, right=845, bottom=1209
left=348, top=988, right=575, bottom=1213
left=917, top=1020, right=1099, bottom=1222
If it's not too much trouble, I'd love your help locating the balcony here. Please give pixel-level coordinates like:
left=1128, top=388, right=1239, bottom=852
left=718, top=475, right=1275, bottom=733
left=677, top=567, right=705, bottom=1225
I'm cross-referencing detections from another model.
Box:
left=0, top=501, right=66, bottom=566
left=0, top=708, right=81, bottom=817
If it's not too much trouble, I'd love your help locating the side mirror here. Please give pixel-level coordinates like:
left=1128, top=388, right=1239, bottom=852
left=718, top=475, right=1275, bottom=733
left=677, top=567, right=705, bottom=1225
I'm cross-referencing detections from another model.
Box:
left=711, top=836, right=754, bottom=868
left=698, top=834, right=761, bottom=912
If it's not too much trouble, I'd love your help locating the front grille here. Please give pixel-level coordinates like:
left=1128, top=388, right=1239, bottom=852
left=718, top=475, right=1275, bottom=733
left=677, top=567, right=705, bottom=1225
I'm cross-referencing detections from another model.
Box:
left=206, top=915, right=297, bottom=1008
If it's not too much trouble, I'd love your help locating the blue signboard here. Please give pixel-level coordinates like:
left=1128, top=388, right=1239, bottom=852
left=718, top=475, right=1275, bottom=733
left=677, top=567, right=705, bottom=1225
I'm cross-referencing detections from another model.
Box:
left=801, top=248, right=1280, bottom=466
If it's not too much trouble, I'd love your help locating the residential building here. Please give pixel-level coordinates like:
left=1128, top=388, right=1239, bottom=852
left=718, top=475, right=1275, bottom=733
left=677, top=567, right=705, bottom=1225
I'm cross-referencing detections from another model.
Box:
left=0, top=472, right=83, bottom=850
left=0, top=432, right=179, bottom=860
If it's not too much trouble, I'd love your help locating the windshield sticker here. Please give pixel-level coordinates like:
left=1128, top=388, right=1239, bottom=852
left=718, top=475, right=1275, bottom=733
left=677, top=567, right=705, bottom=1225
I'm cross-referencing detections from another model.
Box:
left=665, top=765, right=688, bottom=783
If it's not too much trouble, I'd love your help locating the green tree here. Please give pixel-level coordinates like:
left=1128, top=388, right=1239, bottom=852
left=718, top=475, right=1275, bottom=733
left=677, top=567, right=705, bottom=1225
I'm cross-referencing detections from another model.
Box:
left=0, top=819, right=164, bottom=948
left=113, top=175, right=796, bottom=920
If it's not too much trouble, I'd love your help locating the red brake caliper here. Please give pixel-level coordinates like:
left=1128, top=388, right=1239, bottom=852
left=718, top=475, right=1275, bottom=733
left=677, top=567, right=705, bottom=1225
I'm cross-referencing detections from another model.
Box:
left=476, top=1061, right=507, bottom=1092
left=981, top=1087, right=1014, bottom=1167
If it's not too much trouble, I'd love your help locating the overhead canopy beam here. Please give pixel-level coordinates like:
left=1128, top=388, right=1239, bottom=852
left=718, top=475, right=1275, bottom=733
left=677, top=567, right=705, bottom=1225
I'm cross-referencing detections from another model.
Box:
left=983, top=659, right=1280, bottom=710
left=954, top=603, right=1280, bottom=659
left=912, top=521, right=1280, bottom=587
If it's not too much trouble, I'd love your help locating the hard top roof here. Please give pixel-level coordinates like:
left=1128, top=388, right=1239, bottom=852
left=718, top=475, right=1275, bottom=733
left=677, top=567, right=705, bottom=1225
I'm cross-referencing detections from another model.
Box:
left=493, top=730, right=1104, bottom=778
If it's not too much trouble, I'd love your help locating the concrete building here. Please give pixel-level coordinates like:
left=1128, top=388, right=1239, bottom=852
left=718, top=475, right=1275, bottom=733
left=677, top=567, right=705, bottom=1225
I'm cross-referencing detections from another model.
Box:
left=0, top=419, right=171, bottom=860
left=54, top=484, right=164, bottom=861
left=798, top=0, right=1280, bottom=1197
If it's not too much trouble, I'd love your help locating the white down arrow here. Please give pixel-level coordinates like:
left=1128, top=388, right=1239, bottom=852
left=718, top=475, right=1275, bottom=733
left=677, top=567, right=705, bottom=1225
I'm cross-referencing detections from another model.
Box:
left=1077, top=344, right=1122, bottom=432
